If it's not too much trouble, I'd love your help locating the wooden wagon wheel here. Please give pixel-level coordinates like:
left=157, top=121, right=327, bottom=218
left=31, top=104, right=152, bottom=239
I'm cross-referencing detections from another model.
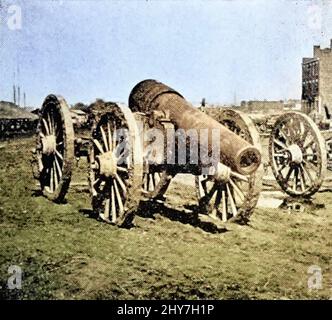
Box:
left=195, top=109, right=263, bottom=223
left=89, top=103, right=143, bottom=227
left=269, top=112, right=327, bottom=197
left=141, top=118, right=174, bottom=201
left=34, top=95, right=75, bottom=202
left=141, top=151, right=173, bottom=200
left=142, top=170, right=173, bottom=200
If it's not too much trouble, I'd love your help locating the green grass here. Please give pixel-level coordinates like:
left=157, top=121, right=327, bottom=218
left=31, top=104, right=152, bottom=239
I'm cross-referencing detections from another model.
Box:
left=0, top=137, right=331, bottom=299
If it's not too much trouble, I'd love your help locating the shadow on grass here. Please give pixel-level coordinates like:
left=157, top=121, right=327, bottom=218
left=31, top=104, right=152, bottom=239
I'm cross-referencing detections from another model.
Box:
left=30, top=189, right=68, bottom=204
left=78, top=201, right=227, bottom=234
left=136, top=201, right=228, bottom=234
left=278, top=196, right=325, bottom=214
left=79, top=208, right=98, bottom=219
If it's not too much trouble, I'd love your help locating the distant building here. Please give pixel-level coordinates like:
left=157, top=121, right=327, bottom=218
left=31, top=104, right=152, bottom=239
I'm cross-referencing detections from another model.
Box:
left=302, top=39, right=332, bottom=119
left=240, top=100, right=284, bottom=114
left=284, top=99, right=302, bottom=111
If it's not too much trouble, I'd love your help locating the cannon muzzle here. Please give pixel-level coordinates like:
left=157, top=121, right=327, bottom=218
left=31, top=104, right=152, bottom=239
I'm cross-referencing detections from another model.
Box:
left=129, top=80, right=261, bottom=175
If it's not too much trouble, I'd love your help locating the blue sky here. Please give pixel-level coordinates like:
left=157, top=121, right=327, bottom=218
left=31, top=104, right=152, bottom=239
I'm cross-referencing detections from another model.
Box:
left=0, top=0, right=332, bottom=107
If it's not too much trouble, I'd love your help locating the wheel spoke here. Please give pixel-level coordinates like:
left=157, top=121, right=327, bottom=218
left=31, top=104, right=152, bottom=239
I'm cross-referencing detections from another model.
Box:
left=303, top=159, right=318, bottom=172
left=142, top=174, right=148, bottom=191
left=117, top=166, right=128, bottom=173
left=152, top=174, right=156, bottom=190
left=277, top=161, right=288, bottom=173
left=221, top=189, right=227, bottom=222
left=209, top=190, right=218, bottom=218
left=93, top=139, right=104, bottom=154
left=293, top=120, right=304, bottom=141
left=200, top=176, right=209, bottom=194
left=285, top=166, right=294, bottom=182
left=214, top=189, right=222, bottom=210
left=303, top=139, right=315, bottom=149
left=303, top=152, right=315, bottom=157
left=42, top=118, right=50, bottom=135
left=293, top=167, right=298, bottom=191
left=298, top=167, right=306, bottom=192
left=93, top=178, right=101, bottom=187
left=55, top=123, right=61, bottom=139
left=300, top=163, right=314, bottom=185
left=113, top=123, right=117, bottom=150
left=100, top=126, right=109, bottom=152
left=104, top=198, right=110, bottom=220
left=111, top=186, right=117, bottom=223
left=279, top=128, right=290, bottom=144
left=107, top=122, right=112, bottom=151
left=54, top=157, right=62, bottom=179
left=115, top=174, right=127, bottom=195
left=274, top=153, right=288, bottom=158
left=274, top=138, right=288, bottom=150
left=301, top=127, right=309, bottom=142
left=91, top=178, right=101, bottom=196
left=50, top=167, right=54, bottom=193
left=148, top=174, right=154, bottom=190
left=226, top=183, right=237, bottom=217
left=47, top=113, right=53, bottom=134
left=145, top=174, right=151, bottom=191
left=198, top=178, right=205, bottom=197
left=114, top=180, right=124, bottom=214
left=287, top=123, right=297, bottom=142
left=230, top=171, right=249, bottom=183
left=55, top=149, right=63, bottom=161
left=207, top=183, right=218, bottom=199
left=53, top=162, right=59, bottom=190
left=155, top=173, right=161, bottom=187
left=229, top=178, right=245, bottom=202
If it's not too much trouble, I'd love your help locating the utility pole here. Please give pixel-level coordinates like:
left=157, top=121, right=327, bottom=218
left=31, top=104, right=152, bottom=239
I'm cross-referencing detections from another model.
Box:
left=13, top=85, right=16, bottom=106
left=17, top=86, right=21, bottom=108
left=17, top=63, right=20, bottom=107
left=23, top=92, right=26, bottom=108
left=13, top=70, right=17, bottom=106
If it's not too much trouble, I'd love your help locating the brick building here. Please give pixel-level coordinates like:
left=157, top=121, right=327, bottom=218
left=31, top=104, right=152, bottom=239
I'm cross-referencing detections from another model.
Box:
left=302, top=40, right=332, bottom=120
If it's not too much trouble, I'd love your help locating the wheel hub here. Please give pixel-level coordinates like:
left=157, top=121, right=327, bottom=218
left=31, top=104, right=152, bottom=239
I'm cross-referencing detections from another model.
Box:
left=96, top=151, right=117, bottom=178
left=213, top=162, right=231, bottom=182
left=288, top=144, right=303, bottom=164
left=42, top=135, right=57, bottom=156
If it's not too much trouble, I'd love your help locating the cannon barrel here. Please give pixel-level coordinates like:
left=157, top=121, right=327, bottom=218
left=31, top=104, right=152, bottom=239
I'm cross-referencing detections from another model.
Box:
left=129, top=80, right=261, bottom=175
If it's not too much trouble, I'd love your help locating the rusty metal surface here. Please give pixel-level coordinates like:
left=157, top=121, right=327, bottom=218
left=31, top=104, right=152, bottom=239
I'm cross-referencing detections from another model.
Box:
left=129, top=79, right=183, bottom=113
left=129, top=80, right=261, bottom=175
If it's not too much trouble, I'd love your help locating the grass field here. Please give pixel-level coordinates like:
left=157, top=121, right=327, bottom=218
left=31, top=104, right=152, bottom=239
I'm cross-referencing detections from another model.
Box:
left=0, top=137, right=331, bottom=300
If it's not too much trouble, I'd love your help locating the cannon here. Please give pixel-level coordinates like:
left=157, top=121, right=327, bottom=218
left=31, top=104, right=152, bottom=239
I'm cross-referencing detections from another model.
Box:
left=128, top=80, right=263, bottom=223
left=32, top=80, right=263, bottom=227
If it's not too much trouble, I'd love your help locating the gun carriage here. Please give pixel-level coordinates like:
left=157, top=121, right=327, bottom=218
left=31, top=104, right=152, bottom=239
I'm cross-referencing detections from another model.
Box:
left=32, top=80, right=263, bottom=227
